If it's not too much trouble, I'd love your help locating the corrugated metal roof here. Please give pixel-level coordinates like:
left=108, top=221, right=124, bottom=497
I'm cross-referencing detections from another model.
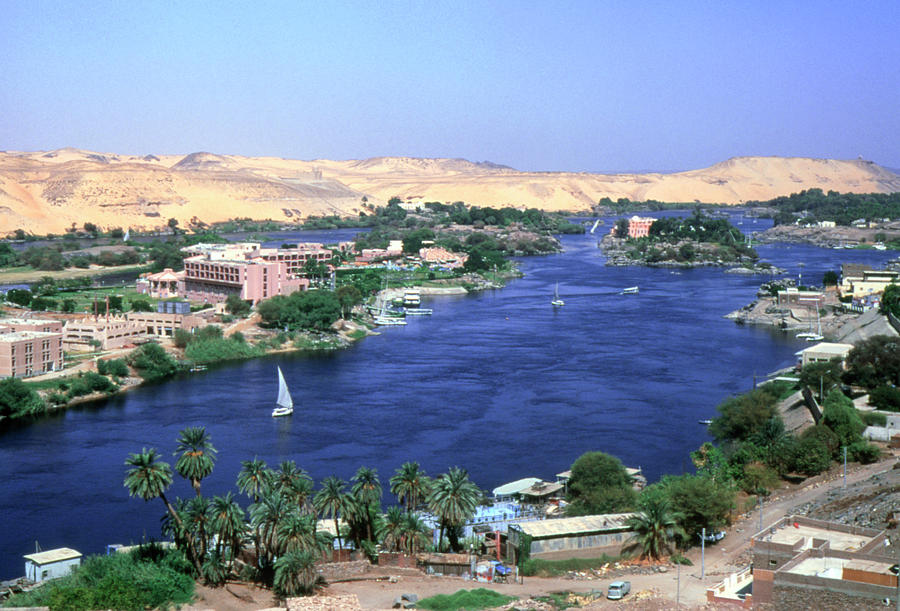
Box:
left=519, top=482, right=563, bottom=497
left=24, top=547, right=82, bottom=564
left=492, top=477, right=542, bottom=496
left=511, top=513, right=637, bottom=538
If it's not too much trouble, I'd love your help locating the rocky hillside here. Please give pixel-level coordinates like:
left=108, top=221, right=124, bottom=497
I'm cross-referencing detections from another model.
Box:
left=2, top=149, right=899, bottom=235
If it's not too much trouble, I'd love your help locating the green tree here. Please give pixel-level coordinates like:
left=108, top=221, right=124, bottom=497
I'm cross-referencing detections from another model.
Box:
left=427, top=467, right=480, bottom=552
left=127, top=342, right=179, bottom=381
left=623, top=496, right=685, bottom=560
left=708, top=388, right=779, bottom=443
left=844, top=335, right=900, bottom=388
left=273, top=550, right=317, bottom=597
left=0, top=377, right=45, bottom=419
left=225, top=294, right=251, bottom=317
left=614, top=218, right=630, bottom=238
left=881, top=284, right=900, bottom=318
left=174, top=426, right=217, bottom=497
left=210, top=492, right=245, bottom=562
left=565, top=451, right=637, bottom=515
left=660, top=474, right=735, bottom=540
left=390, top=462, right=431, bottom=512
left=131, top=298, right=153, bottom=312
left=799, top=359, right=844, bottom=398
left=823, top=270, right=839, bottom=286
left=61, top=298, right=77, bottom=313
left=821, top=389, right=865, bottom=449
left=377, top=506, right=406, bottom=552
left=273, top=460, right=313, bottom=510
left=335, top=285, right=362, bottom=319
left=400, top=512, right=429, bottom=554
left=314, top=476, right=348, bottom=552
left=351, top=467, right=382, bottom=542
left=124, top=448, right=202, bottom=573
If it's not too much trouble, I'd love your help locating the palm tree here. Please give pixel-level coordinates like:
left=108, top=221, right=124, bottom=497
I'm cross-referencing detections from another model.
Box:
left=314, top=476, right=347, bottom=553
left=273, top=549, right=317, bottom=598
left=237, top=458, right=271, bottom=567
left=237, top=458, right=271, bottom=502
left=390, top=462, right=430, bottom=512
left=210, top=492, right=246, bottom=562
left=276, top=512, right=320, bottom=556
left=184, top=495, right=213, bottom=560
left=427, top=467, right=479, bottom=552
left=124, top=448, right=202, bottom=573
left=251, top=490, right=291, bottom=571
left=174, top=426, right=217, bottom=496
left=274, top=460, right=313, bottom=511
left=400, top=512, right=429, bottom=555
left=351, top=466, right=382, bottom=542
left=377, top=506, right=405, bottom=552
left=623, top=496, right=686, bottom=561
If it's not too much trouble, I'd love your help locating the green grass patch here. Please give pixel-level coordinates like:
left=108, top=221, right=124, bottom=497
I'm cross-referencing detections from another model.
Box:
left=347, top=328, right=367, bottom=340
left=521, top=555, right=618, bottom=577
left=416, top=588, right=517, bottom=611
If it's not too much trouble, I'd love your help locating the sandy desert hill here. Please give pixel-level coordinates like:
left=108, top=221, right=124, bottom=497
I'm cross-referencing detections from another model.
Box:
left=1, top=148, right=899, bottom=234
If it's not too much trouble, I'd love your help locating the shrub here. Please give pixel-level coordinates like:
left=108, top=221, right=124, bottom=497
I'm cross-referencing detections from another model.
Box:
left=417, top=588, right=517, bottom=610
left=127, top=343, right=179, bottom=381
left=184, top=337, right=265, bottom=364
left=848, top=441, right=881, bottom=464
left=3, top=549, right=194, bottom=610
left=862, top=412, right=888, bottom=427
left=67, top=372, right=116, bottom=398
left=97, top=358, right=129, bottom=378
left=0, top=378, right=45, bottom=419
left=172, top=328, right=193, bottom=349
left=869, top=386, right=900, bottom=412
left=793, top=427, right=835, bottom=475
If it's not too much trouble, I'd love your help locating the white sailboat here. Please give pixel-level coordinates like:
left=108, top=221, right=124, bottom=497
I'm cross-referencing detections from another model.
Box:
left=589, top=219, right=600, bottom=234
left=272, top=366, right=294, bottom=417
left=551, top=282, right=565, bottom=307
left=622, top=286, right=639, bottom=295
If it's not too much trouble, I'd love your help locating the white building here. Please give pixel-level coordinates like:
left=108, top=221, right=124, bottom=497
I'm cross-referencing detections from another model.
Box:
left=24, top=547, right=82, bottom=583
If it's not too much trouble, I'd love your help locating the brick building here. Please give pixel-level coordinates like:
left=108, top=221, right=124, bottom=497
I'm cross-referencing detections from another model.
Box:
left=0, top=330, right=64, bottom=378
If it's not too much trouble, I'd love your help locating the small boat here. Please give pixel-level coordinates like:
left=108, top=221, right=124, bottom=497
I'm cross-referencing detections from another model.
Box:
left=589, top=219, right=601, bottom=234
left=402, top=307, right=433, bottom=316
left=374, top=300, right=407, bottom=326
left=622, top=286, right=639, bottom=295
left=403, top=289, right=421, bottom=307
left=551, top=283, right=565, bottom=307
left=699, top=419, right=713, bottom=426
left=272, top=366, right=293, bottom=417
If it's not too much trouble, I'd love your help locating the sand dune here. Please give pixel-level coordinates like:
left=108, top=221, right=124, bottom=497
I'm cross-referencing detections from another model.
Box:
left=1, top=149, right=898, bottom=234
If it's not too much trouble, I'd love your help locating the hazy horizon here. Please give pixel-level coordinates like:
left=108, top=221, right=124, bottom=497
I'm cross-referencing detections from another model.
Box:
left=3, top=2, right=899, bottom=173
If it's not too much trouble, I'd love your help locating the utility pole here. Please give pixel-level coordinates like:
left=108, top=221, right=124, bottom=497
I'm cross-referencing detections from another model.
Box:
left=700, top=528, right=706, bottom=579
left=843, top=446, right=847, bottom=489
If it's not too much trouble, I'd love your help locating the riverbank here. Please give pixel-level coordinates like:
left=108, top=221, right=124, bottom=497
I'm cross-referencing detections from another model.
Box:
left=755, top=224, right=900, bottom=249
left=599, top=233, right=758, bottom=268
left=0, top=263, right=150, bottom=285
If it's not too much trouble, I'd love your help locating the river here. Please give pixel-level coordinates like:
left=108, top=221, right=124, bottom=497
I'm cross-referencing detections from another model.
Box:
left=0, top=217, right=896, bottom=579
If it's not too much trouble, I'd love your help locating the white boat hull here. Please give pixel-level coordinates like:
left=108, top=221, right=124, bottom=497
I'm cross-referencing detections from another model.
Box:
left=272, top=406, right=293, bottom=417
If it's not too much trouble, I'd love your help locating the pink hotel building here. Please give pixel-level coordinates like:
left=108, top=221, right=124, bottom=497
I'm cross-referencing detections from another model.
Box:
left=627, top=216, right=656, bottom=239
left=180, top=243, right=327, bottom=304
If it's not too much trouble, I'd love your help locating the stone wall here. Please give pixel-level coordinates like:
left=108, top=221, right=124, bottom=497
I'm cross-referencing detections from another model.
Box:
left=772, top=583, right=892, bottom=610
left=378, top=552, right=418, bottom=569
left=315, top=559, right=370, bottom=582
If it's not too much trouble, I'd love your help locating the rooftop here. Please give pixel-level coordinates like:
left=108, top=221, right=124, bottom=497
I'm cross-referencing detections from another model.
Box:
left=0, top=318, right=61, bottom=326
left=24, top=547, right=82, bottom=564
left=800, top=342, right=855, bottom=356
left=511, top=513, right=637, bottom=538
left=764, top=522, right=875, bottom=552
left=492, top=477, right=542, bottom=497
left=0, top=330, right=62, bottom=342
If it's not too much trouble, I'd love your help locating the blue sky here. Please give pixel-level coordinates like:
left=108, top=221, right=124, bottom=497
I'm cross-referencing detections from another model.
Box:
left=2, top=1, right=898, bottom=172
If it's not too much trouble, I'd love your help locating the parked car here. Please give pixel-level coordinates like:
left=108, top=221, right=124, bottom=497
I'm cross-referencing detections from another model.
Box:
left=607, top=580, right=631, bottom=600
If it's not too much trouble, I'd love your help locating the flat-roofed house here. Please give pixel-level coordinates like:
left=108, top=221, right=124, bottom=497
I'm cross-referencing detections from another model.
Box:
left=0, top=329, right=64, bottom=378
left=24, top=547, right=82, bottom=583
left=507, top=513, right=637, bottom=563
left=798, top=342, right=854, bottom=368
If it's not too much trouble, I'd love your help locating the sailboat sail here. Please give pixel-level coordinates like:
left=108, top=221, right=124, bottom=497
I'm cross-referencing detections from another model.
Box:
left=276, top=367, right=293, bottom=410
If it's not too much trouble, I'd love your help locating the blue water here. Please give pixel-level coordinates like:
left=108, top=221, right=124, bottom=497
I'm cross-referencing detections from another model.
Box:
left=0, top=218, right=896, bottom=579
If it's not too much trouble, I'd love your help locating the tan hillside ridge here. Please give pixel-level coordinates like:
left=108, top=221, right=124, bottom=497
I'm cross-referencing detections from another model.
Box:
left=2, top=149, right=899, bottom=234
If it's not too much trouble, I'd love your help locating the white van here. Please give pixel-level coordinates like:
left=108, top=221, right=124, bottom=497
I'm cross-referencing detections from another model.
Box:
left=607, top=580, right=631, bottom=600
